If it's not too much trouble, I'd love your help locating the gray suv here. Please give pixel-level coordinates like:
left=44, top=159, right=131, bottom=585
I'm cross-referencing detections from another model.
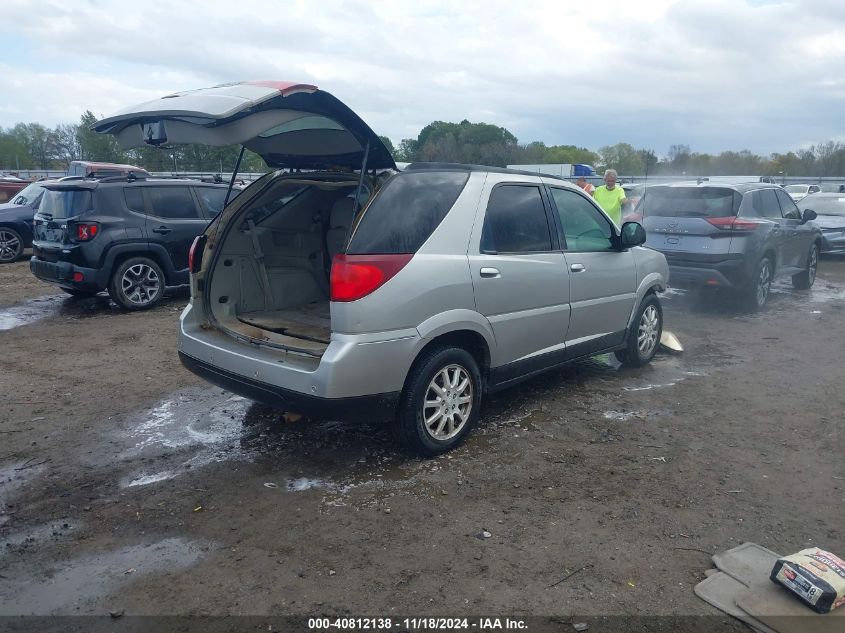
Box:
left=94, top=81, right=669, bottom=455
left=635, top=183, right=821, bottom=309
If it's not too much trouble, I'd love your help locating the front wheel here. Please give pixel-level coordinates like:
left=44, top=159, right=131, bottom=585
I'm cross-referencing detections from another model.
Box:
left=0, top=227, right=23, bottom=263
left=395, top=346, right=482, bottom=457
left=615, top=294, right=663, bottom=367
left=108, top=257, right=165, bottom=310
left=792, top=243, right=819, bottom=289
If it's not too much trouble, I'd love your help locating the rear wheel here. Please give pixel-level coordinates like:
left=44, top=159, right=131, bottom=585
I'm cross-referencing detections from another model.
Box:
left=395, top=346, right=482, bottom=456
left=0, top=228, right=23, bottom=263
left=792, top=243, right=819, bottom=289
left=108, top=257, right=165, bottom=310
left=744, top=256, right=773, bottom=310
left=615, top=294, right=663, bottom=367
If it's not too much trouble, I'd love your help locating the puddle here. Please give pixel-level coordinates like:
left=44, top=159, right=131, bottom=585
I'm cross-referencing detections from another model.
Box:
left=1, top=521, right=83, bottom=561
left=0, top=295, right=66, bottom=331
left=0, top=537, right=205, bottom=615
left=117, top=389, right=252, bottom=487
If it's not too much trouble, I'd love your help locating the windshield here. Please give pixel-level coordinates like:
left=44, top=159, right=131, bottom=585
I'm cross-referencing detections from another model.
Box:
left=800, top=197, right=845, bottom=216
left=11, top=182, right=46, bottom=206
left=637, top=187, right=738, bottom=218
left=784, top=185, right=808, bottom=194
left=38, top=189, right=93, bottom=220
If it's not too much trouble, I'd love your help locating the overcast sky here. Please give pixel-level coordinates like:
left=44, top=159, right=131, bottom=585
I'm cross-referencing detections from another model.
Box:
left=2, top=0, right=844, bottom=157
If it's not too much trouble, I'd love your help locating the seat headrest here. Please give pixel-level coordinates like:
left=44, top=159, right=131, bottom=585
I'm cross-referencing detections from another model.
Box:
left=330, top=197, right=356, bottom=228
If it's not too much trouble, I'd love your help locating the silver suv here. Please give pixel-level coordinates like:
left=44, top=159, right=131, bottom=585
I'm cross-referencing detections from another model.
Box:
left=95, top=81, right=669, bottom=455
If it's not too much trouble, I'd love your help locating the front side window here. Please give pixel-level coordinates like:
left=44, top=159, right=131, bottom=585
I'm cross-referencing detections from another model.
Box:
left=549, top=187, right=614, bottom=252
left=145, top=186, right=200, bottom=219
left=775, top=188, right=802, bottom=220
left=480, top=185, right=551, bottom=253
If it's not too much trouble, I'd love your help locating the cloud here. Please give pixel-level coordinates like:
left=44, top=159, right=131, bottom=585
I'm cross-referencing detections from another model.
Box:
left=1, top=0, right=844, bottom=156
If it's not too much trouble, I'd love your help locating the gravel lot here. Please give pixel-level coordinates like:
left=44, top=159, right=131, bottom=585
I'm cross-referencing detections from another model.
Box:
left=1, top=255, right=843, bottom=627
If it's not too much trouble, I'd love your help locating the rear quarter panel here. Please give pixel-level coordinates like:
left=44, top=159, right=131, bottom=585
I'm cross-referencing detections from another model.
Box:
left=330, top=171, right=487, bottom=335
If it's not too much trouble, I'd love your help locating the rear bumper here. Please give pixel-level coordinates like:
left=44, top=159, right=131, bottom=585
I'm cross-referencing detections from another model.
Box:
left=29, top=256, right=102, bottom=291
left=178, top=301, right=418, bottom=414
left=665, top=257, right=749, bottom=289
left=179, top=351, right=399, bottom=420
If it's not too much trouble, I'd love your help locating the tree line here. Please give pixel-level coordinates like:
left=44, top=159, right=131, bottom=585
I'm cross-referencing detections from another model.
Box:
left=3, top=112, right=845, bottom=178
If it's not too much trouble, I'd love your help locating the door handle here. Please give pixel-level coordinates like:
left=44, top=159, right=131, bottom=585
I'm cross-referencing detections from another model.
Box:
left=570, top=263, right=586, bottom=272
left=152, top=226, right=172, bottom=234
left=480, top=267, right=500, bottom=278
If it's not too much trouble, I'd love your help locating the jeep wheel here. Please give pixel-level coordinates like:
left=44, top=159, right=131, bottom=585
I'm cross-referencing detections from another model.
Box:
left=0, top=228, right=23, bottom=263
left=108, top=257, right=165, bottom=310
left=615, top=294, right=663, bottom=367
left=395, top=346, right=482, bottom=457
left=792, top=243, right=818, bottom=290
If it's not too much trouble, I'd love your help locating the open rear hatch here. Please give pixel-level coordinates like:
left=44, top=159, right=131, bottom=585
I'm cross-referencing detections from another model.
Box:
left=93, top=80, right=395, bottom=171
left=94, top=81, right=395, bottom=357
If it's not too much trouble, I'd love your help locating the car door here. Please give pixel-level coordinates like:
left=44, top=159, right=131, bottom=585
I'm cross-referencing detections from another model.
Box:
left=752, top=188, right=791, bottom=274
left=775, top=187, right=811, bottom=270
left=142, top=185, right=206, bottom=275
left=468, top=180, right=570, bottom=378
left=547, top=186, right=636, bottom=356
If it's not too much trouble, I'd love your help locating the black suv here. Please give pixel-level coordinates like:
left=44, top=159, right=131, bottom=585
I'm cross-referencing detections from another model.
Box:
left=30, top=176, right=234, bottom=310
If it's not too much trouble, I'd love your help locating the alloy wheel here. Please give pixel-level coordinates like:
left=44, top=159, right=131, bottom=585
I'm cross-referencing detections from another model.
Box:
left=808, top=246, right=818, bottom=285
left=756, top=260, right=772, bottom=307
left=422, top=364, right=473, bottom=441
left=121, top=263, right=161, bottom=305
left=0, top=230, right=21, bottom=262
left=637, top=304, right=660, bottom=357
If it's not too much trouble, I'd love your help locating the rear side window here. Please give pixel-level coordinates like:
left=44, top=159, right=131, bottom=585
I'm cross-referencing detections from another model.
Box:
left=347, top=171, right=469, bottom=254
left=639, top=187, right=738, bottom=218
left=195, top=187, right=228, bottom=216
left=743, top=189, right=782, bottom=219
left=145, top=186, right=200, bottom=219
left=124, top=187, right=145, bottom=213
left=481, top=185, right=552, bottom=253
left=39, top=189, right=93, bottom=219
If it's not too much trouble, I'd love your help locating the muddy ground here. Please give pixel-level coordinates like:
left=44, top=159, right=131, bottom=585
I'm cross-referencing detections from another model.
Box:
left=1, top=255, right=843, bottom=627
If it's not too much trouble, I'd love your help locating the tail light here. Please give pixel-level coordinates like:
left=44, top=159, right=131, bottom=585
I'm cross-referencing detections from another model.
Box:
left=75, top=223, right=99, bottom=241
left=188, top=235, right=207, bottom=273
left=706, top=217, right=761, bottom=231
left=330, top=254, right=413, bottom=302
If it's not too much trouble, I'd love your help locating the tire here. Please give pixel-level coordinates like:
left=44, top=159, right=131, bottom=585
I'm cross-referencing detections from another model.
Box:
left=615, top=294, right=663, bottom=367
left=0, top=227, right=23, bottom=263
left=743, top=256, right=773, bottom=310
left=792, top=243, right=819, bottom=290
left=61, top=288, right=99, bottom=298
left=108, top=256, right=165, bottom=310
left=395, top=346, right=482, bottom=457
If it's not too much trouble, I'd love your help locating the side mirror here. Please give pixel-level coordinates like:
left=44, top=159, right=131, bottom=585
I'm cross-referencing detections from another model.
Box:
left=620, top=221, right=646, bottom=248
left=802, top=209, right=817, bottom=223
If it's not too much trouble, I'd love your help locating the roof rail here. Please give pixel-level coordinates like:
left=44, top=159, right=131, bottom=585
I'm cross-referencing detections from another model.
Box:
left=96, top=174, right=148, bottom=183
